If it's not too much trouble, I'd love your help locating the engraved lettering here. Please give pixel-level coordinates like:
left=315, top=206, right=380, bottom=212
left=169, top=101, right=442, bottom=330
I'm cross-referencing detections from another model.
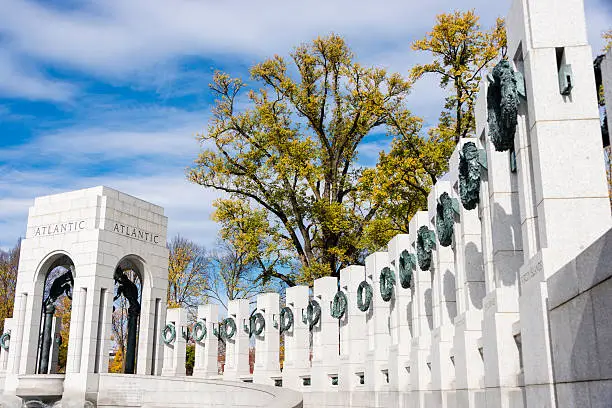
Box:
left=31, top=220, right=87, bottom=237
left=110, top=222, right=162, bottom=245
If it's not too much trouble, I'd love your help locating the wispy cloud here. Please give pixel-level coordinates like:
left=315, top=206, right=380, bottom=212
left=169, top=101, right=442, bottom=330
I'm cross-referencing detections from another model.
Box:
left=1, top=0, right=610, bottom=252
left=0, top=106, right=219, bottom=249
left=0, top=51, right=77, bottom=102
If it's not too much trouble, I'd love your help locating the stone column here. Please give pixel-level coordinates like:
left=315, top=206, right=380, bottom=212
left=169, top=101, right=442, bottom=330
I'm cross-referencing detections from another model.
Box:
left=311, top=276, right=340, bottom=394
left=161, top=307, right=188, bottom=377
left=338, top=265, right=367, bottom=395
left=49, top=316, right=62, bottom=374
left=193, top=304, right=219, bottom=378
left=473, top=73, right=524, bottom=408
left=387, top=235, right=412, bottom=396
left=65, top=285, right=88, bottom=375
left=506, top=0, right=612, bottom=406
left=0, top=318, right=14, bottom=373
left=428, top=181, right=457, bottom=407
left=365, top=251, right=392, bottom=403
left=253, top=292, right=281, bottom=385
left=95, top=287, right=113, bottom=376
left=281, top=285, right=310, bottom=391
left=449, top=138, right=487, bottom=408
left=223, top=298, right=250, bottom=381
left=38, top=303, right=56, bottom=374
left=409, top=211, right=434, bottom=408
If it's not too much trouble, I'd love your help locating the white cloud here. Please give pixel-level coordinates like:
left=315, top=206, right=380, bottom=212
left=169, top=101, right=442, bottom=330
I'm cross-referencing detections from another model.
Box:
left=0, top=51, right=76, bottom=102
left=0, top=0, right=506, bottom=81
left=0, top=107, right=220, bottom=249
left=1, top=0, right=609, bottom=104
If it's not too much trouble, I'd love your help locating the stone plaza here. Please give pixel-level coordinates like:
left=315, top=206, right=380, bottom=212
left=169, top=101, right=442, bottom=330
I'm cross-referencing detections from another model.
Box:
left=1, top=0, right=611, bottom=406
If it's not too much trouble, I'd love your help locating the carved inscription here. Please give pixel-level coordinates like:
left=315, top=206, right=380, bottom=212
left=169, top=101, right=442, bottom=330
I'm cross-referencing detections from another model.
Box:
left=33, top=220, right=86, bottom=237
left=112, top=222, right=160, bottom=244
left=520, top=260, right=543, bottom=285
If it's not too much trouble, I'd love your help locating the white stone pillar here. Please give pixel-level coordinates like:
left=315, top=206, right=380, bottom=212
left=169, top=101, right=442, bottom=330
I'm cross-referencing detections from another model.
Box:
left=0, top=318, right=14, bottom=374
left=49, top=316, right=62, bottom=374
left=223, top=298, right=250, bottom=381
left=193, top=304, right=219, bottom=378
left=253, top=292, right=281, bottom=385
left=282, top=285, right=310, bottom=391
left=473, top=73, right=524, bottom=408
left=448, top=138, right=487, bottom=408
left=505, top=1, right=612, bottom=406
left=311, top=276, right=340, bottom=393
left=161, top=307, right=188, bottom=377
left=428, top=181, right=457, bottom=407
left=365, top=252, right=392, bottom=397
left=338, top=265, right=367, bottom=393
left=409, top=211, right=434, bottom=408
left=387, top=235, right=412, bottom=394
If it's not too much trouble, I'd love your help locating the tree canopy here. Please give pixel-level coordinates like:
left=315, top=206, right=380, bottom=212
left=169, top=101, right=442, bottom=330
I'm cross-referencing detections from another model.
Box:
left=190, top=34, right=437, bottom=282
left=190, top=13, right=507, bottom=283
left=0, top=240, right=19, bottom=333
left=167, top=235, right=210, bottom=309
left=411, top=10, right=506, bottom=143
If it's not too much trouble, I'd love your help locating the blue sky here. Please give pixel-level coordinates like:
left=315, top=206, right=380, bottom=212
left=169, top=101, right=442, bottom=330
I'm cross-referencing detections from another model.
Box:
left=1, top=0, right=611, bottom=251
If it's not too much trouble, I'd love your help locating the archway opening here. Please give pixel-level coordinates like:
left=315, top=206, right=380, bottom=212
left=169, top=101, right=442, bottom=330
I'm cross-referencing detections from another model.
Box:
left=110, top=258, right=142, bottom=374
left=37, top=255, right=74, bottom=374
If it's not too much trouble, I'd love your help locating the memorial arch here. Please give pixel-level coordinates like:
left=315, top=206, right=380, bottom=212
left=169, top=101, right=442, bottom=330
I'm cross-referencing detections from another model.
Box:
left=1, top=186, right=169, bottom=405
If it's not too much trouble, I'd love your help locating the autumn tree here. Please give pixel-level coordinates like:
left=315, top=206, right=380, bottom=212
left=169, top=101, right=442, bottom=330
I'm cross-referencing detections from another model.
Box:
left=167, top=235, right=210, bottom=310
left=213, top=198, right=292, bottom=286
left=0, top=240, right=19, bottom=332
left=190, top=34, right=446, bottom=281
left=54, top=296, right=71, bottom=373
left=357, top=11, right=508, bottom=241
left=109, top=348, right=124, bottom=373
left=604, top=29, right=612, bottom=53
left=359, top=115, right=455, bottom=241
left=411, top=10, right=507, bottom=143
left=205, top=240, right=274, bottom=310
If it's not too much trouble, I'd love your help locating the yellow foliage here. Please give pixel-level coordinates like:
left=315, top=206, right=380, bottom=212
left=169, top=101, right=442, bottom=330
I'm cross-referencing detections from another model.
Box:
left=109, top=347, right=124, bottom=374
left=167, top=236, right=209, bottom=308
left=604, top=29, right=612, bottom=52
left=0, top=240, right=19, bottom=332
left=190, top=34, right=422, bottom=281
left=411, top=10, right=506, bottom=142
left=54, top=296, right=71, bottom=373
